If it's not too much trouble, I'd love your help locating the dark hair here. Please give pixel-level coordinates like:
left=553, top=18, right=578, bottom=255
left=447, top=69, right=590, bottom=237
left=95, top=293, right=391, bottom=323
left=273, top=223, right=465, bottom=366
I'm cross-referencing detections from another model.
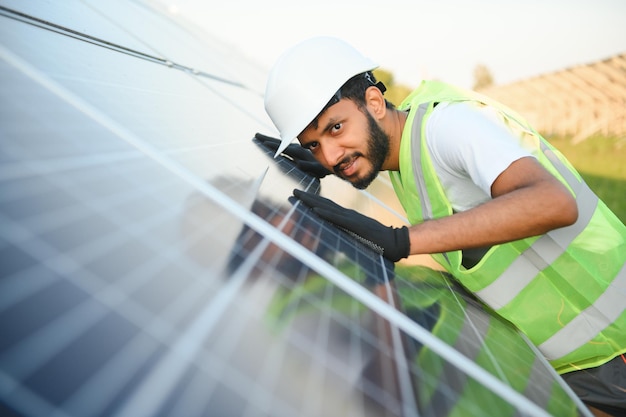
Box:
left=338, top=71, right=394, bottom=110
left=305, top=71, right=394, bottom=132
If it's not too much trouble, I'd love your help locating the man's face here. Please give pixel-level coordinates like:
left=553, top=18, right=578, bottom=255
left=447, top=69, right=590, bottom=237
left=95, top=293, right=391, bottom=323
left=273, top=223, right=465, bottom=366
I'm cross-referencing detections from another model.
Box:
left=298, top=99, right=390, bottom=189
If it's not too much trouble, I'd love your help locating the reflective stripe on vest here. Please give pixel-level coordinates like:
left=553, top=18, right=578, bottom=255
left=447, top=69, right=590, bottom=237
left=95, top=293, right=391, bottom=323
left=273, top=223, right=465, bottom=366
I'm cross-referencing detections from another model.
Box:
left=538, top=261, right=626, bottom=360
left=410, top=103, right=434, bottom=220
left=409, top=103, right=453, bottom=266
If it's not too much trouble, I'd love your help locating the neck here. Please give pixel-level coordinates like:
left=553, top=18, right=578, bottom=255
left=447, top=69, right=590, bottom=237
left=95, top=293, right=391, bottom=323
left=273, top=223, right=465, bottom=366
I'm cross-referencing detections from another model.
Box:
left=381, top=108, right=408, bottom=171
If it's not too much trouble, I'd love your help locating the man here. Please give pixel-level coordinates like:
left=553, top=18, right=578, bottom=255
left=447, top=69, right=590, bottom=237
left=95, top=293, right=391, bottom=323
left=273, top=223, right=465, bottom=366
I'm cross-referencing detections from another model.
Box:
left=260, top=37, right=626, bottom=416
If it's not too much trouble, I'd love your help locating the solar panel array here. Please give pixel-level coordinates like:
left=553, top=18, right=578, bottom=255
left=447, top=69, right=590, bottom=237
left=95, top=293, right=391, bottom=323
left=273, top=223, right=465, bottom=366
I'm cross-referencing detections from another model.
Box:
left=0, top=1, right=591, bottom=416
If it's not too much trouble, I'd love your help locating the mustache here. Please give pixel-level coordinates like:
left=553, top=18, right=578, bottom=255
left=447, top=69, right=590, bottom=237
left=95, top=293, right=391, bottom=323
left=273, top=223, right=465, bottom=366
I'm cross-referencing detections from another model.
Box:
left=333, top=153, right=363, bottom=175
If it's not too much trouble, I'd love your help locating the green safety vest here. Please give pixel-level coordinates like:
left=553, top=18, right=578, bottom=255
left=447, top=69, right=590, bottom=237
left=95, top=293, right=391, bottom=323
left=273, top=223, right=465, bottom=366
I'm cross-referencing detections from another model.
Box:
left=389, top=80, right=626, bottom=374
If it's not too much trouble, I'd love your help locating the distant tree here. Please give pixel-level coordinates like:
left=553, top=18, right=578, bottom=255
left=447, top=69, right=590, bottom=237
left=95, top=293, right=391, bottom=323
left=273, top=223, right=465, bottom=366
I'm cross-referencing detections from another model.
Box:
left=374, top=68, right=394, bottom=87
left=374, top=68, right=413, bottom=107
left=473, top=64, right=494, bottom=90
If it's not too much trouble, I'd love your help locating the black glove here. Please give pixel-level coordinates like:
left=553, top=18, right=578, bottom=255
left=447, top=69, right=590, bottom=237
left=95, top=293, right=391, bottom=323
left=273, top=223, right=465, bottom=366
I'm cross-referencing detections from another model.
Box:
left=294, top=189, right=410, bottom=262
left=255, top=132, right=332, bottom=178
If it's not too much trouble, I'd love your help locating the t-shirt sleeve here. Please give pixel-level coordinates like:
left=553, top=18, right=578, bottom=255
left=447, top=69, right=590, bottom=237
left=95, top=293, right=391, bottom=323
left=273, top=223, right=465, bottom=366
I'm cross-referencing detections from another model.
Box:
left=425, top=101, right=535, bottom=196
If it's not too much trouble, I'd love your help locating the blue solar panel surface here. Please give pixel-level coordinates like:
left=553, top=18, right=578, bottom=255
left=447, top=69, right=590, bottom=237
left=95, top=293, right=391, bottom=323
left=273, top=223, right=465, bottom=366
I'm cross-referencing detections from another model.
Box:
left=0, top=1, right=590, bottom=416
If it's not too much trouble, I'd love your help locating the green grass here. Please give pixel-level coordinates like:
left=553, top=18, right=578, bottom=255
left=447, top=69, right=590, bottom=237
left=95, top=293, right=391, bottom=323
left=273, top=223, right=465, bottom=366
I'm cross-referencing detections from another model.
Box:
left=545, top=135, right=626, bottom=224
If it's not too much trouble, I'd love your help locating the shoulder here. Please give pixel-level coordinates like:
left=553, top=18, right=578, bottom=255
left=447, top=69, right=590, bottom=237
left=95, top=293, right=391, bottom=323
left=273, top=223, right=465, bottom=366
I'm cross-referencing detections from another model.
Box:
left=425, top=100, right=534, bottom=157
left=427, top=101, right=506, bottom=141
left=424, top=101, right=536, bottom=195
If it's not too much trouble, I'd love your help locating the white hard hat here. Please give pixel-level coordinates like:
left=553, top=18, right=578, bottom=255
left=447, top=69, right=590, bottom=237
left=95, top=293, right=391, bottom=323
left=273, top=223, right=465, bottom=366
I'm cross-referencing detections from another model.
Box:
left=264, top=37, right=378, bottom=157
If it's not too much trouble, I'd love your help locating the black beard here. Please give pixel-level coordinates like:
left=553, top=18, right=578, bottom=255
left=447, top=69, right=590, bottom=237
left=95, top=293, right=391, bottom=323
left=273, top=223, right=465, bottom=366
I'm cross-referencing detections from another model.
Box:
left=349, top=110, right=390, bottom=189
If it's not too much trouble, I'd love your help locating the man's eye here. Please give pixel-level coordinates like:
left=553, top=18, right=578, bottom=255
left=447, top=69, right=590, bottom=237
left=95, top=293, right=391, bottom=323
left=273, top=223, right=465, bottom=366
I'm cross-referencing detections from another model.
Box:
left=331, top=123, right=342, bottom=133
left=307, top=142, right=319, bottom=151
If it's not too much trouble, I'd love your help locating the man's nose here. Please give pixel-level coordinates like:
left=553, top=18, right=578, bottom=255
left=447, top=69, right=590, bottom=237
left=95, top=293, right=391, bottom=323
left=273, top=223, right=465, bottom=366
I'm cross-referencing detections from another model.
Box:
left=321, top=142, right=343, bottom=168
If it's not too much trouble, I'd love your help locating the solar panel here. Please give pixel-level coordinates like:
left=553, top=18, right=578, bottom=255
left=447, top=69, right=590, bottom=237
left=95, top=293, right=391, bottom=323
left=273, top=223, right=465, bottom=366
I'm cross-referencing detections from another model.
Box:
left=0, top=1, right=592, bottom=416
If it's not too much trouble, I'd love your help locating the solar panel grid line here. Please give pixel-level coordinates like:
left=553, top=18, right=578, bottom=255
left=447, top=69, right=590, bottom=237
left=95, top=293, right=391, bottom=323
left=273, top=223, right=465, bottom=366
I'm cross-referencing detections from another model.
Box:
left=377, top=287, right=419, bottom=416
left=442, top=278, right=511, bottom=384
left=135, top=0, right=270, bottom=86
left=516, top=333, right=595, bottom=417
left=463, top=309, right=506, bottom=380
left=2, top=170, right=177, bottom=240
left=0, top=285, right=109, bottom=382
left=141, top=210, right=310, bottom=414
left=0, top=4, right=249, bottom=90
left=0, top=209, right=219, bottom=392
left=341, top=298, right=399, bottom=414
left=189, top=261, right=333, bottom=417
left=258, top=307, right=374, bottom=416
left=51, top=323, right=165, bottom=417
left=38, top=180, right=193, bottom=279
left=106, top=0, right=264, bottom=91
left=301, top=282, right=335, bottom=417
left=0, top=150, right=144, bottom=183
left=0, top=223, right=164, bottom=328
left=318, top=288, right=379, bottom=414
left=0, top=371, right=74, bottom=417
left=111, top=261, right=250, bottom=417
left=194, top=345, right=306, bottom=417
left=0, top=265, right=57, bottom=314
left=348, top=286, right=375, bottom=404
left=432, top=306, right=497, bottom=414
left=0, top=17, right=172, bottom=80
left=0, top=209, right=110, bottom=287
left=523, top=357, right=557, bottom=411
left=81, top=1, right=174, bottom=63
left=204, top=202, right=322, bottom=415
left=238, top=296, right=294, bottom=417
left=0, top=179, right=82, bottom=227
left=345, top=300, right=373, bottom=403
left=164, top=368, right=215, bottom=417
left=23, top=283, right=206, bottom=417
left=180, top=343, right=243, bottom=416
left=175, top=74, right=269, bottom=132
left=359, top=186, right=410, bottom=225
left=380, top=269, right=420, bottom=417
left=204, top=337, right=309, bottom=417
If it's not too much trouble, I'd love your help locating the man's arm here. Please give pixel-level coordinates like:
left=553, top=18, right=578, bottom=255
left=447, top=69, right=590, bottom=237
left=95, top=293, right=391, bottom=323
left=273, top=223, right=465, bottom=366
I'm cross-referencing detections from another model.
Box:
left=293, top=157, right=578, bottom=262
left=406, top=156, right=579, bottom=255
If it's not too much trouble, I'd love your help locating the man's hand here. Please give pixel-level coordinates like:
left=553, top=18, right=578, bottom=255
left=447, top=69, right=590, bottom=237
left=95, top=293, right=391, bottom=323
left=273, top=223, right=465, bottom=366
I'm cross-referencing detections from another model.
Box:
left=255, top=133, right=332, bottom=178
left=293, top=189, right=410, bottom=262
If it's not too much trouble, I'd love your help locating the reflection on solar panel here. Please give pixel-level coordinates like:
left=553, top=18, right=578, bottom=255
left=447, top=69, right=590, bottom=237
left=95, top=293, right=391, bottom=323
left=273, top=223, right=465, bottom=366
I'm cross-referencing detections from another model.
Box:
left=0, top=2, right=592, bottom=416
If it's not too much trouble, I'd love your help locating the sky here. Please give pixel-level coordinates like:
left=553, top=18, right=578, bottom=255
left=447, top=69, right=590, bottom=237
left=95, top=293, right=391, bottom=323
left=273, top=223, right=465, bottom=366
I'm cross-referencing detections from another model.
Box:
left=157, top=0, right=626, bottom=89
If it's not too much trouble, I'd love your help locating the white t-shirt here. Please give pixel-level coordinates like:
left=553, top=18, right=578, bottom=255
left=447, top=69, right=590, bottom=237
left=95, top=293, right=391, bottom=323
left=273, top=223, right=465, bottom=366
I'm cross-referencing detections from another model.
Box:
left=424, top=101, right=535, bottom=213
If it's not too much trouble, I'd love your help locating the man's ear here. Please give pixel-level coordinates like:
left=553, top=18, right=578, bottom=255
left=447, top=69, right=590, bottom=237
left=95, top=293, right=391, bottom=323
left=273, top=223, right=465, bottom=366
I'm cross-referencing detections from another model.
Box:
left=365, top=86, right=387, bottom=119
